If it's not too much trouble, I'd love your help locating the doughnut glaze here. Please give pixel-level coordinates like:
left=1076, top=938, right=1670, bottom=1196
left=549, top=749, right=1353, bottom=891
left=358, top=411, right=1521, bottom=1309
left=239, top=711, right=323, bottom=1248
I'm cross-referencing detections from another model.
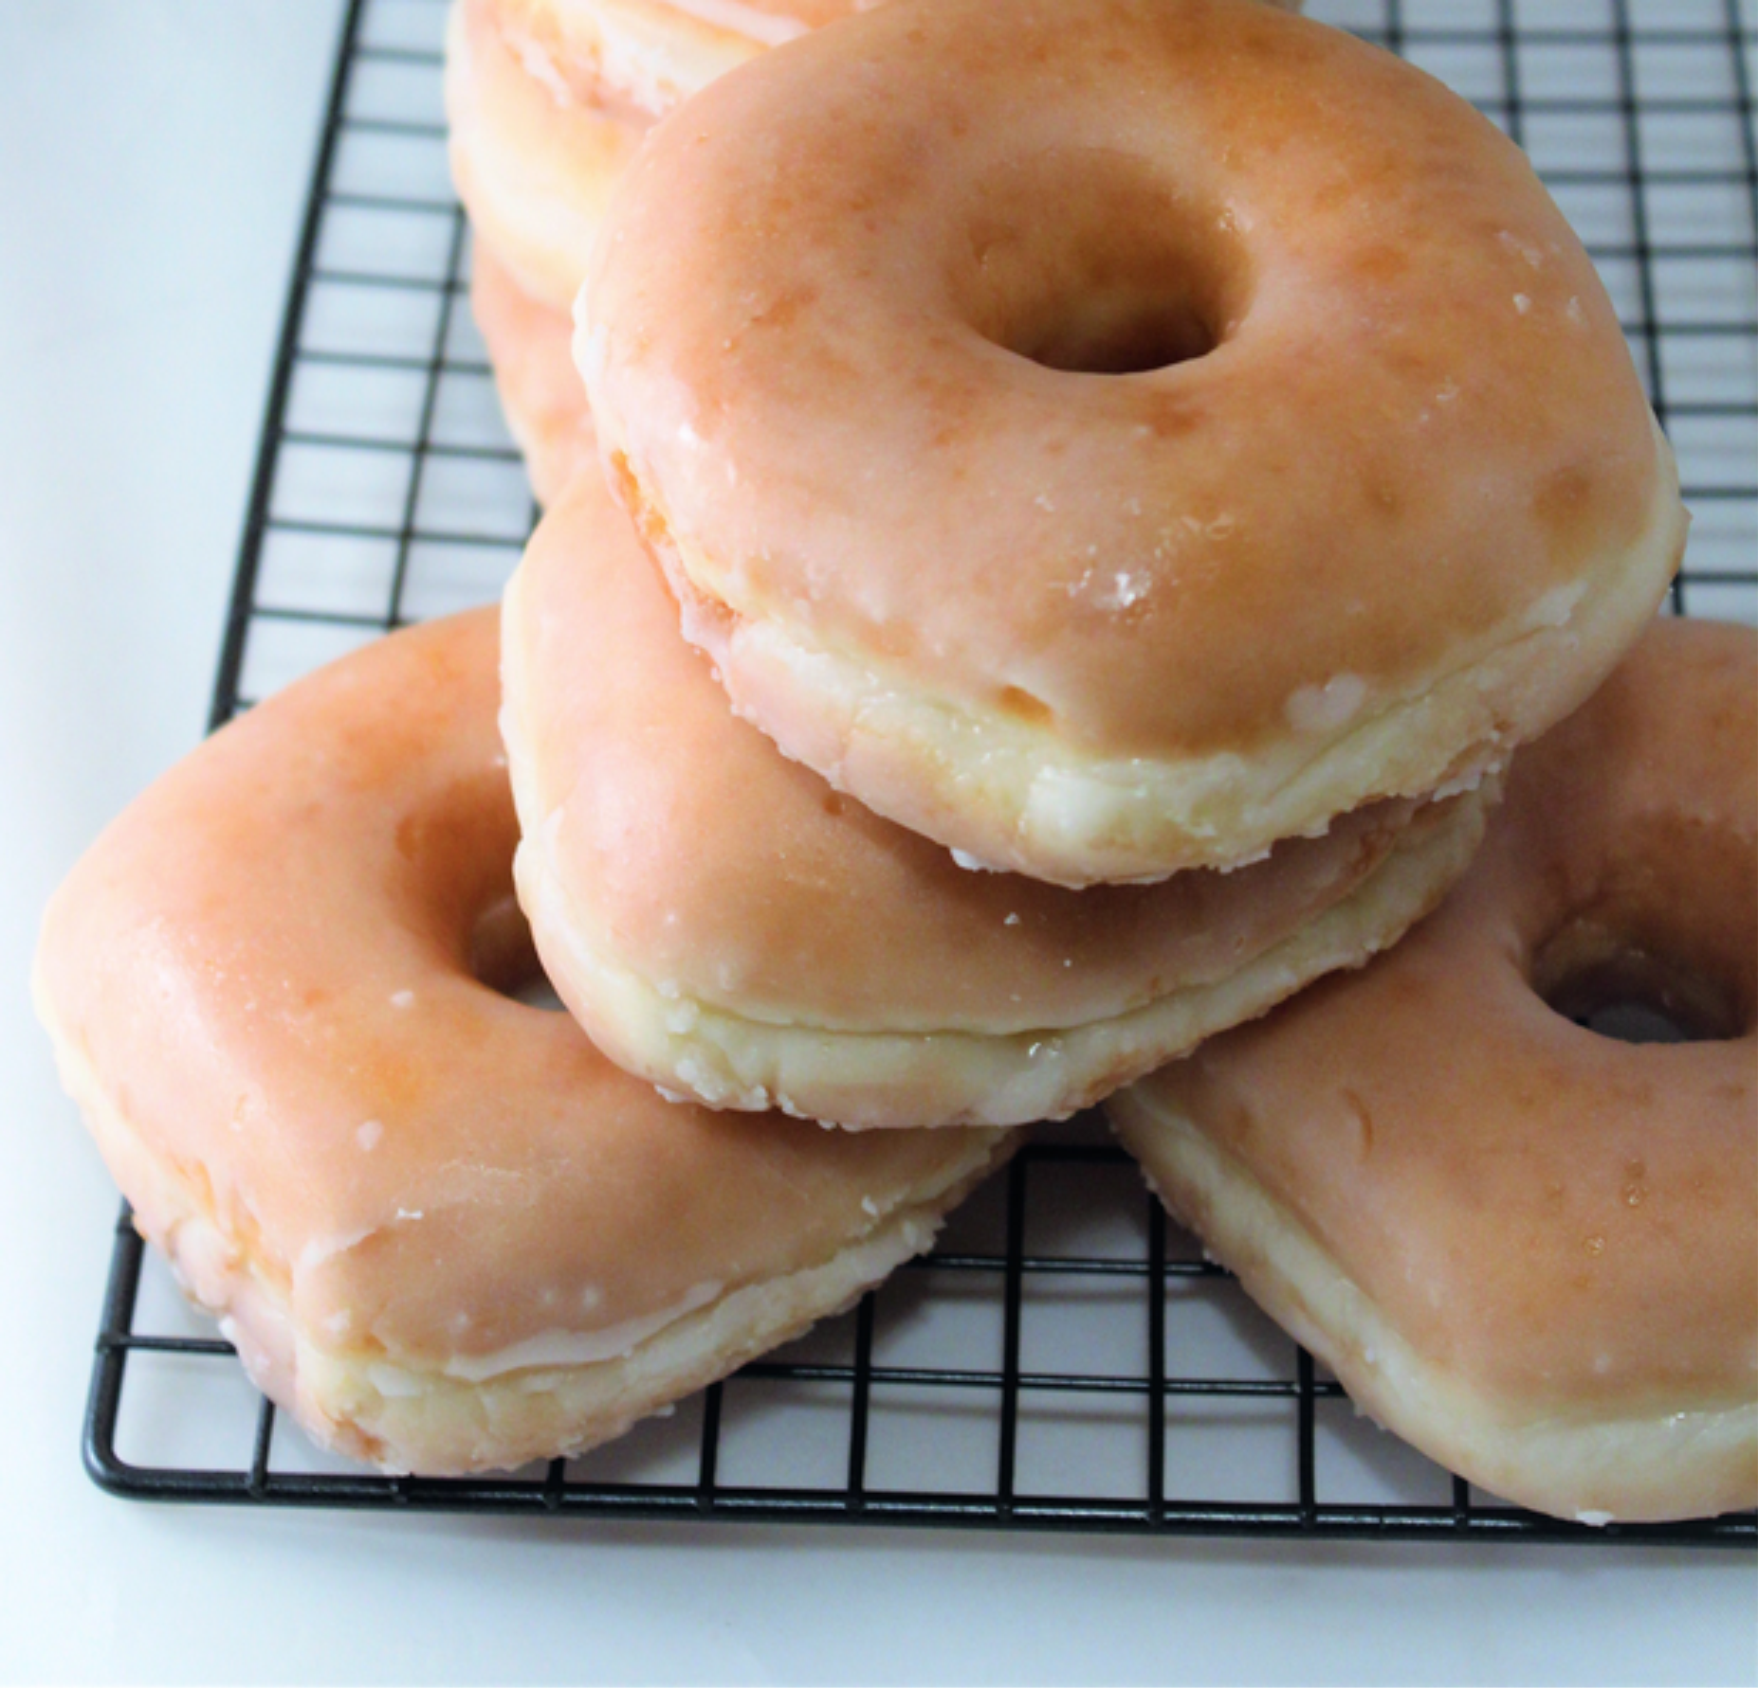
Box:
left=583, top=0, right=1684, bottom=886
left=447, top=0, right=1304, bottom=314
left=444, top=0, right=856, bottom=318
left=447, top=0, right=648, bottom=314
left=471, top=245, right=596, bottom=506
left=481, top=0, right=856, bottom=124
left=501, top=471, right=1492, bottom=1128
left=475, top=0, right=1299, bottom=125
left=1108, top=619, right=1757, bottom=1523
left=34, top=611, right=1013, bottom=1474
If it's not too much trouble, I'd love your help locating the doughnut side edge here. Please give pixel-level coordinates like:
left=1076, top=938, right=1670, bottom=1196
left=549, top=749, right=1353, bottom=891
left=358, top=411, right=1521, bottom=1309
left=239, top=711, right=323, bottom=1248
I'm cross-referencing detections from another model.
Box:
left=503, top=699, right=1491, bottom=1128
left=36, top=938, right=1019, bottom=1474
left=605, top=434, right=1682, bottom=887
left=1104, top=1084, right=1758, bottom=1526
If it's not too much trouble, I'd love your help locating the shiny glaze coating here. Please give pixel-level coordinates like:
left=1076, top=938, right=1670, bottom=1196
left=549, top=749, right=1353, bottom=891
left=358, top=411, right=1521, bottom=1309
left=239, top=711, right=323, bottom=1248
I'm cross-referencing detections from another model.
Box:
left=447, top=0, right=647, bottom=313
left=445, top=0, right=1301, bottom=312
left=484, top=0, right=1297, bottom=119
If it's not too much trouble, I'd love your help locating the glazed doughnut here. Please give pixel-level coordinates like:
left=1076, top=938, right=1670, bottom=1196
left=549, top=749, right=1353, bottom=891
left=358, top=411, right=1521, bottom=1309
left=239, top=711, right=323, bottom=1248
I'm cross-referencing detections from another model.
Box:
left=582, top=0, right=1685, bottom=887
left=447, top=0, right=649, bottom=315
left=1107, top=619, right=1757, bottom=1524
left=467, top=0, right=1301, bottom=132
left=33, top=610, right=1014, bottom=1475
left=471, top=245, right=596, bottom=506
left=501, top=470, right=1493, bottom=1129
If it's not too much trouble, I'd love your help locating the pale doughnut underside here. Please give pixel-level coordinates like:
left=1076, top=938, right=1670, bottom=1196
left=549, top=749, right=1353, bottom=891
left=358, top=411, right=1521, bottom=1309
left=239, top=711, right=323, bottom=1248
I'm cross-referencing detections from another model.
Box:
left=1108, top=1087, right=1756, bottom=1524
left=499, top=474, right=1497, bottom=1129
left=43, top=1011, right=1008, bottom=1474
left=639, top=465, right=1679, bottom=888
left=509, top=771, right=1492, bottom=1128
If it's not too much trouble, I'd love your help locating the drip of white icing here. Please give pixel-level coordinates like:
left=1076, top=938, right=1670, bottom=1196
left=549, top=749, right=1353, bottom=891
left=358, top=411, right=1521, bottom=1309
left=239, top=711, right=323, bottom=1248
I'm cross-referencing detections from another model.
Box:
left=437, top=1281, right=726, bottom=1381
left=1285, top=674, right=1367, bottom=736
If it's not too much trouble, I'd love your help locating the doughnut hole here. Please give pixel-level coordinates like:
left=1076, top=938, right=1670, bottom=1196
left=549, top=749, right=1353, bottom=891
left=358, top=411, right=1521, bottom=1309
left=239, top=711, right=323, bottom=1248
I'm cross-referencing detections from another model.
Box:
left=391, top=766, right=564, bottom=1009
left=1537, top=931, right=1741, bottom=1044
left=957, top=153, right=1249, bottom=377
left=1529, top=819, right=1757, bottom=1045
left=469, top=892, right=565, bottom=1010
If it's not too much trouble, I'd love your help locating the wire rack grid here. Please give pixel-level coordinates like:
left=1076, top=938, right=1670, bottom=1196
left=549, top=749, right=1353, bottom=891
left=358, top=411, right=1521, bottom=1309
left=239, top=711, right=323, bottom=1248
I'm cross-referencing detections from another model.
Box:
left=82, top=0, right=1758, bottom=1545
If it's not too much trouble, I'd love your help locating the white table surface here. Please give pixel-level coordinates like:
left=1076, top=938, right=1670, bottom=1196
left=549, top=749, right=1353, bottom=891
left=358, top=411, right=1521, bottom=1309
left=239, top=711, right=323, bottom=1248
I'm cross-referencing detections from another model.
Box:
left=2, top=4, right=1754, bottom=1683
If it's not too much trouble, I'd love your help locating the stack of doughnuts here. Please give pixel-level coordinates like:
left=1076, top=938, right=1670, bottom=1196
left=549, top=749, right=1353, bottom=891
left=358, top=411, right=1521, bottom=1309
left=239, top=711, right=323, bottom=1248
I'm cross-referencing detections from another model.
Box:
left=38, top=0, right=1748, bottom=1521
left=504, top=469, right=1491, bottom=1130
left=516, top=0, right=1685, bottom=1114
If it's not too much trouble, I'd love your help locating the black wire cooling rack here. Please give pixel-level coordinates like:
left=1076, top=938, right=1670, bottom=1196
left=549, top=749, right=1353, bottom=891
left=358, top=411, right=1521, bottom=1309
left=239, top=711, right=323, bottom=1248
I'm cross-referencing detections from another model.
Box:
left=83, top=0, right=1758, bottom=1545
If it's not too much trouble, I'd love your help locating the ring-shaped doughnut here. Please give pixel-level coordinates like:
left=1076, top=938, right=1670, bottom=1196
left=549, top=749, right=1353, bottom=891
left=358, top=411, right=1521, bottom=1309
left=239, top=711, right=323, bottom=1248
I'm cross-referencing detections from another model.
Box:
left=502, top=470, right=1493, bottom=1128
left=34, top=610, right=1013, bottom=1474
left=1107, top=618, right=1757, bottom=1524
left=582, top=0, right=1684, bottom=886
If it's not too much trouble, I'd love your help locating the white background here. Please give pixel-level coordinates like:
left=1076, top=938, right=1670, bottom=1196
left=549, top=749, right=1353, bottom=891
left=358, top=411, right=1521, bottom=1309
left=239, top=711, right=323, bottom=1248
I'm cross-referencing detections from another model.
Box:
left=1, top=3, right=1754, bottom=1683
